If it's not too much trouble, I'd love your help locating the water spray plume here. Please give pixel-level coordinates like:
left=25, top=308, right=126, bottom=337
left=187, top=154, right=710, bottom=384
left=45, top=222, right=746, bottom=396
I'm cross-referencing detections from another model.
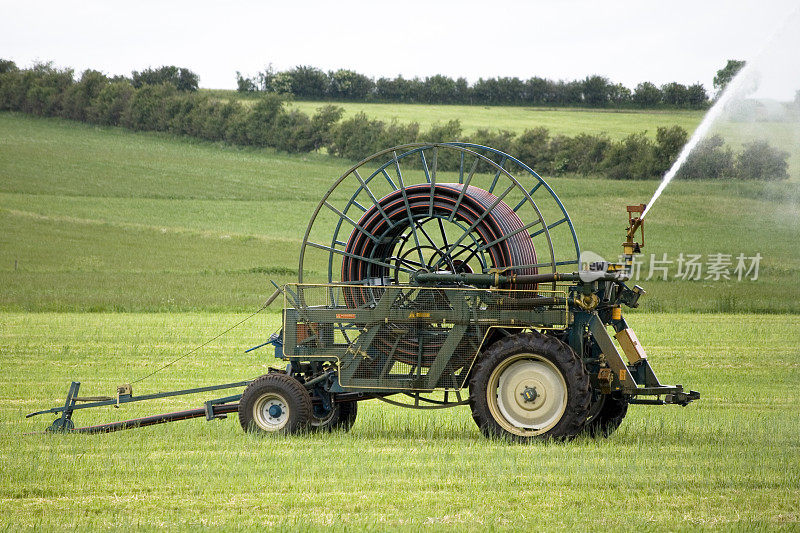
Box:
left=641, top=64, right=756, bottom=220
left=640, top=6, right=800, bottom=221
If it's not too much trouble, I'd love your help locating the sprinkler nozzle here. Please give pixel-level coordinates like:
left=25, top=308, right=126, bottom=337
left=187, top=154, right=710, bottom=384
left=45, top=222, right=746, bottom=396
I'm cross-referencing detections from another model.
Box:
left=625, top=204, right=646, bottom=249
left=623, top=204, right=646, bottom=266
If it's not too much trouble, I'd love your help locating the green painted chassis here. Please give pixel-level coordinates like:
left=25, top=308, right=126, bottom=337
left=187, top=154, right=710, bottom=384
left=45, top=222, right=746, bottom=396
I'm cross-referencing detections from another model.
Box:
left=30, top=277, right=697, bottom=433
left=278, top=280, right=699, bottom=406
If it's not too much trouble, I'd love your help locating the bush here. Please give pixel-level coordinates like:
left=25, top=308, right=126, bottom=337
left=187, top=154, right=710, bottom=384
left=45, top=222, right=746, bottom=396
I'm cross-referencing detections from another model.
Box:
left=2, top=60, right=782, bottom=181
left=329, top=112, right=388, bottom=160
left=2, top=63, right=75, bottom=116
left=122, top=83, right=178, bottom=131
left=309, top=105, right=344, bottom=151
left=0, top=59, right=18, bottom=74
left=25, top=84, right=60, bottom=115
left=420, top=120, right=462, bottom=144
left=329, top=114, right=419, bottom=162
left=603, top=132, right=656, bottom=179
left=60, top=70, right=108, bottom=121
left=87, top=81, right=134, bottom=125
left=653, top=126, right=688, bottom=175
left=223, top=107, right=250, bottom=145
left=132, top=66, right=199, bottom=92
left=633, top=82, right=662, bottom=107
left=380, top=120, right=419, bottom=150
left=165, top=92, right=203, bottom=135
left=735, top=140, right=789, bottom=180
left=244, top=94, right=287, bottom=146
left=234, top=63, right=708, bottom=109
left=556, top=133, right=611, bottom=175
left=419, top=120, right=463, bottom=171
left=267, top=109, right=311, bottom=152
left=513, top=127, right=552, bottom=173
left=468, top=129, right=516, bottom=157
left=547, top=135, right=574, bottom=174
left=0, top=69, right=24, bottom=109
left=675, top=135, right=734, bottom=179
left=328, top=69, right=374, bottom=100
left=236, top=72, right=257, bottom=92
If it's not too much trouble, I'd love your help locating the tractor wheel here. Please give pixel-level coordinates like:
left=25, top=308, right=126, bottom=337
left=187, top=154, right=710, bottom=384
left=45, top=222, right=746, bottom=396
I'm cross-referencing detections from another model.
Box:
left=311, top=400, right=358, bottom=432
left=469, top=332, right=590, bottom=441
left=583, top=392, right=628, bottom=438
left=239, top=374, right=312, bottom=435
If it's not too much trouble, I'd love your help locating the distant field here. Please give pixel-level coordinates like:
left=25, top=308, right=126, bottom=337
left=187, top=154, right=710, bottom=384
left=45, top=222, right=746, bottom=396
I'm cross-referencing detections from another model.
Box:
left=202, top=90, right=705, bottom=139
left=206, top=91, right=800, bottom=176
left=289, top=101, right=705, bottom=139
left=2, top=112, right=798, bottom=313
left=2, top=312, right=798, bottom=529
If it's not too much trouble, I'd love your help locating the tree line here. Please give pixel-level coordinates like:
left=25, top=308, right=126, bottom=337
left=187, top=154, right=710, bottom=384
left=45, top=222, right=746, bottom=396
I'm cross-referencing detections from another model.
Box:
left=236, top=65, right=710, bottom=109
left=0, top=60, right=788, bottom=181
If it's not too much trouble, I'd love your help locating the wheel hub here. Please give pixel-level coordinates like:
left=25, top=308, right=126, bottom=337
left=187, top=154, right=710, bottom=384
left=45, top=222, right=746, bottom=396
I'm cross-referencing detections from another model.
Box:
left=253, top=393, right=290, bottom=431
left=520, top=385, right=539, bottom=403
left=490, top=354, right=568, bottom=435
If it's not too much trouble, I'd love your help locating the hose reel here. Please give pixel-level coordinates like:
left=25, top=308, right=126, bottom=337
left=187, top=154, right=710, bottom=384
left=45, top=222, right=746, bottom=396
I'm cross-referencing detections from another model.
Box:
left=299, top=143, right=580, bottom=287
left=296, top=143, right=580, bottom=370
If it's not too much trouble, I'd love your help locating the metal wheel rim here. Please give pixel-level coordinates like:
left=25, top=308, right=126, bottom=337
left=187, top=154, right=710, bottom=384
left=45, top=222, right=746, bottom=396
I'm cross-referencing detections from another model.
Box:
left=252, top=392, right=290, bottom=431
left=487, top=353, right=568, bottom=436
left=585, top=391, right=606, bottom=425
left=311, top=404, right=337, bottom=427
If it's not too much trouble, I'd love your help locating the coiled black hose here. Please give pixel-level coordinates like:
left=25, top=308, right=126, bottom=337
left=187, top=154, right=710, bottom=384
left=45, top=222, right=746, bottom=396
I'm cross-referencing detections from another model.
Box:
left=339, top=183, right=538, bottom=369
left=341, top=183, right=537, bottom=284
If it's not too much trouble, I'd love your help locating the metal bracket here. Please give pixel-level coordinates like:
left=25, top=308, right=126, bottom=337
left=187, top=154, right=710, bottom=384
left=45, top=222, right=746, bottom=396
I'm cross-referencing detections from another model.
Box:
left=47, top=382, right=80, bottom=432
left=588, top=315, right=637, bottom=391
left=204, top=394, right=242, bottom=420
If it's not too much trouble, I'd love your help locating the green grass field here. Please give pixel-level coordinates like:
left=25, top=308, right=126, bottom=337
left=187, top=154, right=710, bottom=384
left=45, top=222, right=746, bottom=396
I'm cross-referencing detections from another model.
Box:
left=2, top=112, right=798, bottom=313
left=2, top=110, right=799, bottom=530
left=201, top=90, right=706, bottom=140
left=2, top=312, right=799, bottom=530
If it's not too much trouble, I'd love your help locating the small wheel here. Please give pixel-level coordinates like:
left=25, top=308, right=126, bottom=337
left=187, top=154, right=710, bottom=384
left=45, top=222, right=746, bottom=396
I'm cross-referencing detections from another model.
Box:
left=239, top=374, right=312, bottom=435
left=47, top=418, right=74, bottom=432
left=311, top=400, right=358, bottom=432
left=469, top=332, right=590, bottom=441
left=583, top=392, right=628, bottom=438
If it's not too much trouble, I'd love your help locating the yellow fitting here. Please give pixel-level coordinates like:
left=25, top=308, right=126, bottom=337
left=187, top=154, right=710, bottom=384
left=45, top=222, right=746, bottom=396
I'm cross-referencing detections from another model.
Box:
left=612, top=307, right=622, bottom=320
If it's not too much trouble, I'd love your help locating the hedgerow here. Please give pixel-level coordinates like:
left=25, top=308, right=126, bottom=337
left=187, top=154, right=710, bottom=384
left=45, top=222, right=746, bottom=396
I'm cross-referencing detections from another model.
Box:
left=0, top=60, right=788, bottom=180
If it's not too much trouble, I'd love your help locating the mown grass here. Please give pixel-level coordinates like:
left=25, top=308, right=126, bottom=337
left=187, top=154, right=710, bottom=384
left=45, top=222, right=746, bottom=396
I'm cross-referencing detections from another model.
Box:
left=1, top=312, right=799, bottom=530
left=2, top=112, right=798, bottom=313
left=1, top=110, right=799, bottom=530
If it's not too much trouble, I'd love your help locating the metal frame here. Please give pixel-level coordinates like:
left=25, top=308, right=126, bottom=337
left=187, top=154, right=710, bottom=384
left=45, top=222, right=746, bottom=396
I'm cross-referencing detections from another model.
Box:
left=27, top=380, right=250, bottom=433
left=280, top=283, right=568, bottom=392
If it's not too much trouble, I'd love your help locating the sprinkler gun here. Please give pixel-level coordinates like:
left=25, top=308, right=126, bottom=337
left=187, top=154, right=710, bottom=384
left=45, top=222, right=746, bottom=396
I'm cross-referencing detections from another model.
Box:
left=622, top=204, right=645, bottom=276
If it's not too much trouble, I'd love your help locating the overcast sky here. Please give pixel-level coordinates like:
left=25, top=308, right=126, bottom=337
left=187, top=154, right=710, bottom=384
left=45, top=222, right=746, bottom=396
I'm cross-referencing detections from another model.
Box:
left=2, top=0, right=798, bottom=96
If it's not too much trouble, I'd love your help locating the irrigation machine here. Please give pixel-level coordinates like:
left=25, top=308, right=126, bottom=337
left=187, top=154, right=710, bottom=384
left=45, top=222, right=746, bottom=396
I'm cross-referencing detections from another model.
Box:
left=29, top=143, right=699, bottom=441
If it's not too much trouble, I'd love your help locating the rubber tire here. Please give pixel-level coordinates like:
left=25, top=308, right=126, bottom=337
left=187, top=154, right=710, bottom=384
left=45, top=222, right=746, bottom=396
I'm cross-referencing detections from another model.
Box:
left=583, top=392, right=628, bottom=438
left=239, top=374, right=312, bottom=435
left=469, top=332, right=591, bottom=442
left=312, top=400, right=358, bottom=432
